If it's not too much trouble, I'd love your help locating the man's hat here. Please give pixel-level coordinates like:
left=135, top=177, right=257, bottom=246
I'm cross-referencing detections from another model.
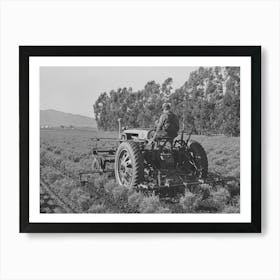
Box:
left=162, top=103, right=171, bottom=110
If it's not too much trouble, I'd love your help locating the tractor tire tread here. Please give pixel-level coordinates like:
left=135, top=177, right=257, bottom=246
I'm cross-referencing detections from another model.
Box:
left=189, top=140, right=208, bottom=178
left=115, top=141, right=144, bottom=188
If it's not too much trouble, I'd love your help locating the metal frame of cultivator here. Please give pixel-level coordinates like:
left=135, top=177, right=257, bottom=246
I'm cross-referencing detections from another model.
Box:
left=79, top=124, right=240, bottom=197
left=136, top=172, right=238, bottom=200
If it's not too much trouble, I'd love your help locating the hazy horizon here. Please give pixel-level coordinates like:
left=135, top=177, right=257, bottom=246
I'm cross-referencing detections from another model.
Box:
left=40, top=108, right=95, bottom=118
left=40, top=66, right=198, bottom=117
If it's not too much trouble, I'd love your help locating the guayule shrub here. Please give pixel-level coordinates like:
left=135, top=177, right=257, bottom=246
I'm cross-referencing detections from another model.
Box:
left=223, top=194, right=240, bottom=213
left=73, top=155, right=80, bottom=163
left=108, top=185, right=131, bottom=212
left=155, top=206, right=171, bottom=213
left=93, top=175, right=109, bottom=190
left=69, top=188, right=91, bottom=211
left=88, top=203, right=107, bottom=213
left=179, top=191, right=197, bottom=212
left=128, top=191, right=145, bottom=210
left=62, top=160, right=84, bottom=177
left=223, top=205, right=240, bottom=213
left=54, top=147, right=61, bottom=155
left=40, top=150, right=46, bottom=158
left=42, top=167, right=63, bottom=184
left=195, top=198, right=222, bottom=212
left=112, top=185, right=128, bottom=202
left=104, top=180, right=119, bottom=193
left=139, top=195, right=162, bottom=213
left=53, top=157, right=63, bottom=168
left=61, top=150, right=72, bottom=160
left=199, top=184, right=211, bottom=199
left=53, top=178, right=76, bottom=197
left=212, top=187, right=231, bottom=205
left=227, top=181, right=240, bottom=197
left=79, top=158, right=92, bottom=170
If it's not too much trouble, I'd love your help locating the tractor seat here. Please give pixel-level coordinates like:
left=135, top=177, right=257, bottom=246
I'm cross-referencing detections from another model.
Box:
left=154, top=136, right=174, bottom=147
left=156, top=136, right=174, bottom=141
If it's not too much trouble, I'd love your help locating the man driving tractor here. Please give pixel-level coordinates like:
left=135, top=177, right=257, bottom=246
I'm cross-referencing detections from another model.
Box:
left=150, top=103, right=179, bottom=143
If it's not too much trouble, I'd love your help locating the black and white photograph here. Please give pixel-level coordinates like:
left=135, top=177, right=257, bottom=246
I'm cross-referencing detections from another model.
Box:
left=40, top=66, right=241, bottom=215
left=20, top=46, right=260, bottom=232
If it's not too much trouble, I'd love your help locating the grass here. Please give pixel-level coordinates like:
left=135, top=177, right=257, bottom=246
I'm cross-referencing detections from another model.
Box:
left=190, top=135, right=240, bottom=177
left=40, top=128, right=240, bottom=213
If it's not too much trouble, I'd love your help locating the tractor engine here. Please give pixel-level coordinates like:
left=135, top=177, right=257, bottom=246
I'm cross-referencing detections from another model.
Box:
left=144, top=149, right=176, bottom=170
left=159, top=151, right=175, bottom=169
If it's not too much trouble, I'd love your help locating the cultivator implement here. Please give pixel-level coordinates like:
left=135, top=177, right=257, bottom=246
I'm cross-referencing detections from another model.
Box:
left=136, top=172, right=239, bottom=198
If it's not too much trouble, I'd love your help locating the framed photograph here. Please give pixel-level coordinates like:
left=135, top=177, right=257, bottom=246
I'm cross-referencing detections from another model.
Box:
left=20, top=46, right=261, bottom=233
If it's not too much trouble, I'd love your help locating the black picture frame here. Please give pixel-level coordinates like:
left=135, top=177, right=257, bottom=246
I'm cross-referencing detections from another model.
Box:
left=20, top=46, right=261, bottom=233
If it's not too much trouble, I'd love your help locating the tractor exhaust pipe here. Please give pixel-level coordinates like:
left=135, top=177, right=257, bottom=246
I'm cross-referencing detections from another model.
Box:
left=118, top=118, right=122, bottom=139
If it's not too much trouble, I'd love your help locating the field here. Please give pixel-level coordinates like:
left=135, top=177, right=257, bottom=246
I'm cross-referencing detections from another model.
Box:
left=40, top=128, right=240, bottom=214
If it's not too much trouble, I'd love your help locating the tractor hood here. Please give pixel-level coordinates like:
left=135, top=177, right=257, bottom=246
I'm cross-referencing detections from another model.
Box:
left=122, top=128, right=153, bottom=140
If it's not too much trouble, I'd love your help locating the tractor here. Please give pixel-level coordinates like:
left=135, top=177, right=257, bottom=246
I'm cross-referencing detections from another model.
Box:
left=79, top=119, right=237, bottom=197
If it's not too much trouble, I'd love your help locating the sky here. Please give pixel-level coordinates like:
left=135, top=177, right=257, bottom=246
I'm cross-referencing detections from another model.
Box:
left=40, top=66, right=198, bottom=117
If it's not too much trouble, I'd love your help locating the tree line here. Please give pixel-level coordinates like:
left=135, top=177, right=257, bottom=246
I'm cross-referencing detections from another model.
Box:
left=93, top=66, right=240, bottom=136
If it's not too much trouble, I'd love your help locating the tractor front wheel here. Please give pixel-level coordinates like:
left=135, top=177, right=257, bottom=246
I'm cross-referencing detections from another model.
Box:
left=114, top=141, right=144, bottom=188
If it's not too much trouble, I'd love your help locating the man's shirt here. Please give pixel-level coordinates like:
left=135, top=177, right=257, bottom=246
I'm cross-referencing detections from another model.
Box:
left=156, top=111, right=179, bottom=137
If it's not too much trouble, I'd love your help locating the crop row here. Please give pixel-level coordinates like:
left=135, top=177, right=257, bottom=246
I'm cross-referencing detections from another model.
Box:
left=40, top=147, right=240, bottom=214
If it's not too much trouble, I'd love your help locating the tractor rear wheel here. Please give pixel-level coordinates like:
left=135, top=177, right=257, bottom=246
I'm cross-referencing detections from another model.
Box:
left=189, top=140, right=208, bottom=178
left=115, top=141, right=144, bottom=188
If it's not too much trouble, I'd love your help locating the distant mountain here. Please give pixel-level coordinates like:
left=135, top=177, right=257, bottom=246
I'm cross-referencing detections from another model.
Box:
left=40, top=109, right=97, bottom=128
